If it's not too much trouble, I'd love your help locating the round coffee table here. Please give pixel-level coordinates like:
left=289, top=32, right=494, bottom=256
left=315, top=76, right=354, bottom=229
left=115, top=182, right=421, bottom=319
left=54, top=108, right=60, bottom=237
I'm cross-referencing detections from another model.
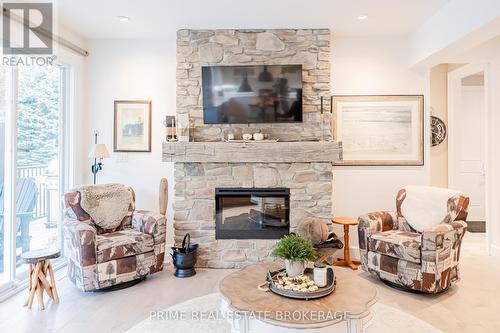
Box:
left=219, top=263, right=377, bottom=333
left=21, top=248, right=61, bottom=310
left=331, top=217, right=361, bottom=270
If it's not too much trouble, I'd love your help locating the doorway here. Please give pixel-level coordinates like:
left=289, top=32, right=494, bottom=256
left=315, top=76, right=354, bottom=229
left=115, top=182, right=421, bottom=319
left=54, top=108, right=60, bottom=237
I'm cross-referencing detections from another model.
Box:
left=448, top=64, right=488, bottom=237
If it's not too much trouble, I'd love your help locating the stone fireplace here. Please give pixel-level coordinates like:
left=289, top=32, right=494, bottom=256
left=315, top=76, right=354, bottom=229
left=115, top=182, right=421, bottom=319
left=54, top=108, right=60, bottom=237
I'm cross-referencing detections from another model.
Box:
left=165, top=28, right=340, bottom=268
left=172, top=161, right=334, bottom=268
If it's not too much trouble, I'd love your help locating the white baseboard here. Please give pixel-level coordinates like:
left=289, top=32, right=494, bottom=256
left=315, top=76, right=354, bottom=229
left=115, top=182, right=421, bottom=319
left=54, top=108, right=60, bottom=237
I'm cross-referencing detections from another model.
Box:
left=350, top=246, right=360, bottom=260
left=490, top=244, right=500, bottom=257
left=332, top=246, right=360, bottom=261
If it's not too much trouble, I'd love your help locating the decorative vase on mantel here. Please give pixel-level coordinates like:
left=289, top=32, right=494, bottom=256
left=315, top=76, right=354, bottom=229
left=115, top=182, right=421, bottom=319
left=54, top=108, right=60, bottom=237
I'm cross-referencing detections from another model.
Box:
left=285, top=259, right=306, bottom=277
left=177, top=115, right=191, bottom=142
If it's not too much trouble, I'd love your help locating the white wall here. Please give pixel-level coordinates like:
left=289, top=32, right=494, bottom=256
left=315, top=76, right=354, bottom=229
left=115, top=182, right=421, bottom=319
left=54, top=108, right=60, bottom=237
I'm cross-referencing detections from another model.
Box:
left=488, top=47, right=500, bottom=256
left=60, top=44, right=88, bottom=189
left=331, top=37, right=430, bottom=245
left=430, top=64, right=449, bottom=188
left=83, top=37, right=177, bottom=244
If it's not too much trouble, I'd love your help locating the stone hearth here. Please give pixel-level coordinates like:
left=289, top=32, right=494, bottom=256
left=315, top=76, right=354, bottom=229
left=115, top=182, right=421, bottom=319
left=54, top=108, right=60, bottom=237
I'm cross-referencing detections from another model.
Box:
left=173, top=162, right=333, bottom=268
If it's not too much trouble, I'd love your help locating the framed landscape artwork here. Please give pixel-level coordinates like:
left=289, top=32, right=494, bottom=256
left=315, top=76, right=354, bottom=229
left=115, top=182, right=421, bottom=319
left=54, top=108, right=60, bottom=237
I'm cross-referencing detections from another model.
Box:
left=333, top=95, right=424, bottom=166
left=114, top=100, right=152, bottom=152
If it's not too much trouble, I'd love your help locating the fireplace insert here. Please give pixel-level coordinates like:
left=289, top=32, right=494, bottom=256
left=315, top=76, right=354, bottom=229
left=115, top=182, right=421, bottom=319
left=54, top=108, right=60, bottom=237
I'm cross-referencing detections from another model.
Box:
left=215, top=188, right=290, bottom=239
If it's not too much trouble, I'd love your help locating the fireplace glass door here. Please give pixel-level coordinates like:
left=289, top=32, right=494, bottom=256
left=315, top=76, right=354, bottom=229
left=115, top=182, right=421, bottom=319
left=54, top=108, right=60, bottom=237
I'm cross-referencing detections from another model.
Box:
left=215, top=188, right=290, bottom=239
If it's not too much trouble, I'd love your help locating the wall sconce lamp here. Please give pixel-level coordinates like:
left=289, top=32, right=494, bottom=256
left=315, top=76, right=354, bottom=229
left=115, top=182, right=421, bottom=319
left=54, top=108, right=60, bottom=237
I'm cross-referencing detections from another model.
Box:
left=89, top=130, right=110, bottom=184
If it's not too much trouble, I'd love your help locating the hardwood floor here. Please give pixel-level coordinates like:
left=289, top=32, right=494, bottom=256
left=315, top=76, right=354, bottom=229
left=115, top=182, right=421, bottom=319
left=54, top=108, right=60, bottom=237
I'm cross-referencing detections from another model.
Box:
left=0, top=233, right=498, bottom=333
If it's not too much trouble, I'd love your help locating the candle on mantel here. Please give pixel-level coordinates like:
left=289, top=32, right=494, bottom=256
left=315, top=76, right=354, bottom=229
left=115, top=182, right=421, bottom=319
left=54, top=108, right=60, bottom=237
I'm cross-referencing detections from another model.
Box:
left=171, top=118, right=176, bottom=140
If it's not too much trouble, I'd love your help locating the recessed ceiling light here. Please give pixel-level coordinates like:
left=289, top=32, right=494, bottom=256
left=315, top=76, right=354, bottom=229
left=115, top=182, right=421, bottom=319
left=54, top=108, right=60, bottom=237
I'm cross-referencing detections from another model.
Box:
left=117, top=16, right=130, bottom=22
left=357, top=15, right=368, bottom=20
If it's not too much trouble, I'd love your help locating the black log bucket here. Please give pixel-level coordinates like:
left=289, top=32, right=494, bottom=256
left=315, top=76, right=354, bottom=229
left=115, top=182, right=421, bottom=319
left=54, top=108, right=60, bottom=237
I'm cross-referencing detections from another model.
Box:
left=171, top=233, right=198, bottom=278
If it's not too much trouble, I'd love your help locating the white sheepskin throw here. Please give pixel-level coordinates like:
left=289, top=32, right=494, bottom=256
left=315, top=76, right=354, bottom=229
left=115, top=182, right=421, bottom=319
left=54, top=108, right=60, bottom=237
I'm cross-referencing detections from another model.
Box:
left=401, top=185, right=464, bottom=232
left=77, top=183, right=133, bottom=230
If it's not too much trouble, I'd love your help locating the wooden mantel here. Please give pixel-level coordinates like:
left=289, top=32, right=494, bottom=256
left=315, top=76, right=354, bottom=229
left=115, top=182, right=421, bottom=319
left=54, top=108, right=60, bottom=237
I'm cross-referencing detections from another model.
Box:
left=162, top=141, right=343, bottom=163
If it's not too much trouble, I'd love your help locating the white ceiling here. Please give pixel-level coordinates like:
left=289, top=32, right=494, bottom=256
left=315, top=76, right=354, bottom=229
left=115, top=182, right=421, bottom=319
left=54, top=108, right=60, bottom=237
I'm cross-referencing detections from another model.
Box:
left=56, top=0, right=450, bottom=39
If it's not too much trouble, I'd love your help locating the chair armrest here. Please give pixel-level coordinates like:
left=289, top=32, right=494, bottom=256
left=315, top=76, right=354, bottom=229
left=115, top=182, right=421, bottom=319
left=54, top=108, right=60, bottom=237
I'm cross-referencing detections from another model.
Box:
left=63, top=219, right=97, bottom=266
left=357, top=211, right=397, bottom=271
left=420, top=220, right=467, bottom=292
left=133, top=210, right=167, bottom=274
left=421, top=220, right=467, bottom=253
left=132, top=210, right=166, bottom=241
left=63, top=219, right=99, bottom=291
left=358, top=211, right=397, bottom=243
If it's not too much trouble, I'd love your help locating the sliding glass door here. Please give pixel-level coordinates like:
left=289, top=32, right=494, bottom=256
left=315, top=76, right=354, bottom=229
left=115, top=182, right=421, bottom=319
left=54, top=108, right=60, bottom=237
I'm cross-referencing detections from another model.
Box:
left=0, top=63, right=69, bottom=289
left=15, top=64, right=66, bottom=279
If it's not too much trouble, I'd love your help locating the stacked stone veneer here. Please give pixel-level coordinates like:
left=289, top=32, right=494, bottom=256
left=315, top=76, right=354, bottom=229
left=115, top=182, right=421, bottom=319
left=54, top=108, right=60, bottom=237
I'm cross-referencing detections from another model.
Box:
left=173, top=162, right=333, bottom=268
left=176, top=28, right=332, bottom=142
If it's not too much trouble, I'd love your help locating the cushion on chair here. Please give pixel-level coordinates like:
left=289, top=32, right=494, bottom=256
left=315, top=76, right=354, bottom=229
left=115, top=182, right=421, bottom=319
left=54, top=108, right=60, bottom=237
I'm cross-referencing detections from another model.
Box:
left=77, top=183, right=134, bottom=231
left=400, top=186, right=465, bottom=232
left=96, top=229, right=154, bottom=263
left=368, top=230, right=422, bottom=263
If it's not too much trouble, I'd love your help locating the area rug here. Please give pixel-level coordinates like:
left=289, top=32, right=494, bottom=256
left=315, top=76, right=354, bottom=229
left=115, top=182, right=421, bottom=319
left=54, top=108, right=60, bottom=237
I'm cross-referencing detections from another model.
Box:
left=127, top=293, right=442, bottom=333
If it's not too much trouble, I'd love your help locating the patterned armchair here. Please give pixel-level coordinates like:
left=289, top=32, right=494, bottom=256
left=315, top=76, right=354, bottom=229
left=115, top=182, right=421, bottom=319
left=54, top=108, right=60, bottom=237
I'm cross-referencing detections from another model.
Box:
left=63, top=183, right=166, bottom=291
left=358, top=186, right=469, bottom=293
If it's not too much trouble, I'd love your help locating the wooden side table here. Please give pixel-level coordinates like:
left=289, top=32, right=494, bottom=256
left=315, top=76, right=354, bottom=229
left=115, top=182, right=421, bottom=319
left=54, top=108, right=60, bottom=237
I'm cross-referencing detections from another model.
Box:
left=21, top=249, right=61, bottom=310
left=331, top=217, right=361, bottom=270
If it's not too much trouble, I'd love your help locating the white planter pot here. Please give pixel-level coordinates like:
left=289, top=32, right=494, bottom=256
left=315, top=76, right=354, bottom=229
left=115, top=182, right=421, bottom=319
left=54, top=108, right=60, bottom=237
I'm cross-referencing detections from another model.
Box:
left=285, top=260, right=306, bottom=277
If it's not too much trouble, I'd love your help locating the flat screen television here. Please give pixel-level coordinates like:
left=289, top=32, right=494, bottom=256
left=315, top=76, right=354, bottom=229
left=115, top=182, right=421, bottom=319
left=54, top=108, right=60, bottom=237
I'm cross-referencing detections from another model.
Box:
left=202, top=64, right=302, bottom=124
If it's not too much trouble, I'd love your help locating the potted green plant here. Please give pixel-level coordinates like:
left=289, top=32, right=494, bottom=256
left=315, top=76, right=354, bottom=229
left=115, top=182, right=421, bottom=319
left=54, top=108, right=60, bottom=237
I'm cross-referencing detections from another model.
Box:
left=272, top=234, right=316, bottom=277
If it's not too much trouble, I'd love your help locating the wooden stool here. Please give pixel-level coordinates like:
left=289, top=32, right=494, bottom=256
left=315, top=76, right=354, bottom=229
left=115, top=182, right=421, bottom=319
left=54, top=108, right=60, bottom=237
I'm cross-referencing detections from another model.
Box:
left=331, top=216, right=361, bottom=270
left=21, top=249, right=61, bottom=310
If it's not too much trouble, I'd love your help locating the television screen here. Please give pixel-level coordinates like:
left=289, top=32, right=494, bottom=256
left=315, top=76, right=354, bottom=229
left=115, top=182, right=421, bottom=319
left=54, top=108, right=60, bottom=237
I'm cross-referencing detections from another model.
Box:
left=202, top=65, right=302, bottom=124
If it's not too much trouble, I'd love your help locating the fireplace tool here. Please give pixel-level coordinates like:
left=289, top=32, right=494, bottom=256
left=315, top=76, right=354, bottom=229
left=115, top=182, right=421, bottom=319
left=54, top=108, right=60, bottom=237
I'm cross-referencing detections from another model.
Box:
left=171, top=233, right=198, bottom=278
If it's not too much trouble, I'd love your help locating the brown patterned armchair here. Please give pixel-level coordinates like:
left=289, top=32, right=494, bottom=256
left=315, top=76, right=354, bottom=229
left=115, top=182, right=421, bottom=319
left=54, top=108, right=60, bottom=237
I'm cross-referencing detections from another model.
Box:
left=63, top=183, right=166, bottom=291
left=358, top=186, right=469, bottom=293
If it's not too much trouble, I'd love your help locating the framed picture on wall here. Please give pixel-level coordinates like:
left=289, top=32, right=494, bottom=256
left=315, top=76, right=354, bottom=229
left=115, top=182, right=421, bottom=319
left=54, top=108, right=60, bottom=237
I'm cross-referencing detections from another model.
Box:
left=114, top=100, right=152, bottom=152
left=333, top=95, right=424, bottom=166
